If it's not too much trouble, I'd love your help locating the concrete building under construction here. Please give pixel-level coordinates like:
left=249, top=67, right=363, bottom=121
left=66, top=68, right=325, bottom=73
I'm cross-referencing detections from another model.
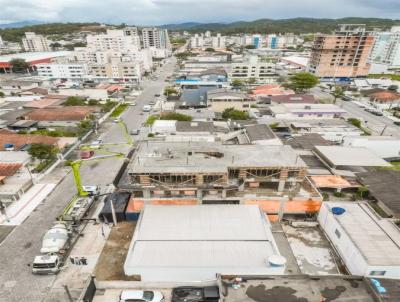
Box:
left=126, top=141, right=322, bottom=221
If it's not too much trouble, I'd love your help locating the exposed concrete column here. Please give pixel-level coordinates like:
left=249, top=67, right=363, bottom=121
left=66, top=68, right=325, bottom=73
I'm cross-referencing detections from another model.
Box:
left=195, top=174, right=203, bottom=186
left=278, top=199, right=287, bottom=221
left=143, top=189, right=151, bottom=199
left=278, top=180, right=286, bottom=192
left=238, top=168, right=247, bottom=179
left=196, top=189, right=202, bottom=199
left=278, top=169, right=289, bottom=192
left=222, top=189, right=227, bottom=198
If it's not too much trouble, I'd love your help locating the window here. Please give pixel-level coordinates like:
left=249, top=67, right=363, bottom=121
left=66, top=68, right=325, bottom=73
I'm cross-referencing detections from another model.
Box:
left=370, top=271, right=386, bottom=276
left=335, top=229, right=341, bottom=239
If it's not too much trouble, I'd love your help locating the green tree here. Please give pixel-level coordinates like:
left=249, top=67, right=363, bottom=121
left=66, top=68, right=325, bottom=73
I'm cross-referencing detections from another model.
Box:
left=231, top=79, right=244, bottom=89
left=77, top=120, right=93, bottom=136
left=10, top=58, right=30, bottom=73
left=28, top=143, right=58, bottom=161
left=164, top=86, right=178, bottom=96
left=160, top=112, right=192, bottom=121
left=245, top=45, right=256, bottom=49
left=222, top=108, right=249, bottom=120
left=247, top=77, right=257, bottom=84
left=205, top=47, right=215, bottom=52
left=49, top=42, right=62, bottom=50
left=0, top=91, right=4, bottom=98
left=287, top=72, right=319, bottom=93
left=348, top=118, right=361, bottom=128
left=332, top=86, right=344, bottom=104
left=63, top=96, right=87, bottom=106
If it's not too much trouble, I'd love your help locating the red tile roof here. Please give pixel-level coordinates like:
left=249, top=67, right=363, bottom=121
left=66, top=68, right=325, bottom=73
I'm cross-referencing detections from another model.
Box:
left=270, top=94, right=317, bottom=104
left=24, top=98, right=63, bottom=109
left=370, top=91, right=400, bottom=102
left=24, top=106, right=96, bottom=121
left=0, top=163, right=23, bottom=177
left=252, top=84, right=294, bottom=96
left=0, top=129, right=59, bottom=151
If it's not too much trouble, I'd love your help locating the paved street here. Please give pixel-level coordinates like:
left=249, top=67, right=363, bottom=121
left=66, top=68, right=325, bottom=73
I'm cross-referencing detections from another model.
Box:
left=311, top=87, right=400, bottom=137
left=0, top=58, right=175, bottom=302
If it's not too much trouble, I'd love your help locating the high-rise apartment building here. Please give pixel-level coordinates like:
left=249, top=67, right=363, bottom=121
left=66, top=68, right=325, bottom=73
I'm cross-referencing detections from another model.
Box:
left=370, top=26, right=400, bottom=68
left=86, top=28, right=140, bottom=52
left=22, top=32, right=50, bottom=52
left=141, top=28, right=171, bottom=49
left=308, top=25, right=375, bottom=78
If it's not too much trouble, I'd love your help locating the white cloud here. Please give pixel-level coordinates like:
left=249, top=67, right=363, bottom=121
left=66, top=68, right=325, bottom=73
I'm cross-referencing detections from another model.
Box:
left=0, top=0, right=398, bottom=25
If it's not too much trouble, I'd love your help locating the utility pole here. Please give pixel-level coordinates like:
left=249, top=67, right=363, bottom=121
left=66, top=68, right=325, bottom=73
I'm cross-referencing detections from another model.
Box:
left=380, top=125, right=387, bottom=136
left=110, top=198, right=117, bottom=226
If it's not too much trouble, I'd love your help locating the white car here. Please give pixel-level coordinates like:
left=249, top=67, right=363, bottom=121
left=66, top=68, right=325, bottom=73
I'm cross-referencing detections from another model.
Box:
left=120, top=290, right=164, bottom=302
left=90, top=140, right=102, bottom=149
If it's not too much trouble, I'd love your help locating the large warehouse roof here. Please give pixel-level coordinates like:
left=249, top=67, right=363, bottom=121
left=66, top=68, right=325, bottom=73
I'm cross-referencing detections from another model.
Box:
left=136, top=205, right=269, bottom=241
left=124, top=205, right=284, bottom=281
left=0, top=51, right=71, bottom=63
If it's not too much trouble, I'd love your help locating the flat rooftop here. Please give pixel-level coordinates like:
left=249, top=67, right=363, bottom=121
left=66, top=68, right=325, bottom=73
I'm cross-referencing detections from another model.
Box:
left=129, top=141, right=306, bottom=174
left=0, top=51, right=71, bottom=63
left=314, top=146, right=390, bottom=167
left=124, top=205, right=283, bottom=281
left=220, top=275, right=380, bottom=302
left=321, top=202, right=400, bottom=266
left=358, top=170, right=400, bottom=215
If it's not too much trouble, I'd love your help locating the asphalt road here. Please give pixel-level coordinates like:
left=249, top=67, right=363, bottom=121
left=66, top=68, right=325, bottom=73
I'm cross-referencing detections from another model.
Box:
left=0, top=58, right=176, bottom=302
left=311, top=86, right=400, bottom=137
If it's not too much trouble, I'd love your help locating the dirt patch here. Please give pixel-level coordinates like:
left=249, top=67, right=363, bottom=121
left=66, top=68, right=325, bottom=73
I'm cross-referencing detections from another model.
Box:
left=246, top=285, right=308, bottom=302
left=94, top=221, right=139, bottom=281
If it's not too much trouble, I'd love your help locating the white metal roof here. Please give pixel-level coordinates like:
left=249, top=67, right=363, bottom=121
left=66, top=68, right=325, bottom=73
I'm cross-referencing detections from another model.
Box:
left=0, top=51, right=71, bottom=63
left=136, top=205, right=270, bottom=241
left=315, top=146, right=390, bottom=167
left=323, top=202, right=400, bottom=266
left=124, top=205, right=282, bottom=281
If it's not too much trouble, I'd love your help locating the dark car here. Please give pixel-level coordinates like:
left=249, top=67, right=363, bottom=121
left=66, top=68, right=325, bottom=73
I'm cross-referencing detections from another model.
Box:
left=171, top=286, right=219, bottom=302
left=155, top=94, right=161, bottom=97
left=394, top=121, right=400, bottom=126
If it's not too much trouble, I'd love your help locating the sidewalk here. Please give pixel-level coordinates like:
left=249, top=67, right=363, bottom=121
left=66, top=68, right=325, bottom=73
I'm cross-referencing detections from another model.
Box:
left=0, top=183, right=56, bottom=225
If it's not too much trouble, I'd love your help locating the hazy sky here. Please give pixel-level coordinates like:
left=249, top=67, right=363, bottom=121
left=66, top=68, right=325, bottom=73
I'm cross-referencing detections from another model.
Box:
left=0, top=0, right=399, bottom=25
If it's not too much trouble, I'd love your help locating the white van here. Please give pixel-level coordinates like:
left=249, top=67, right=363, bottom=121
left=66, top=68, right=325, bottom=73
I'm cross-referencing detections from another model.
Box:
left=142, top=105, right=151, bottom=112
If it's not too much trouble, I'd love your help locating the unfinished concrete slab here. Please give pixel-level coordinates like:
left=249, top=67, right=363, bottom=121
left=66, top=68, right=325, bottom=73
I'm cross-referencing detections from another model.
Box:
left=282, top=224, right=340, bottom=275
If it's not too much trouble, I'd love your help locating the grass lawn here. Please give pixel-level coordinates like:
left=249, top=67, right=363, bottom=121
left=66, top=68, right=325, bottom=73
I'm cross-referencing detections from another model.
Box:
left=145, top=115, right=159, bottom=125
left=368, top=74, right=400, bottom=81
left=110, top=104, right=129, bottom=117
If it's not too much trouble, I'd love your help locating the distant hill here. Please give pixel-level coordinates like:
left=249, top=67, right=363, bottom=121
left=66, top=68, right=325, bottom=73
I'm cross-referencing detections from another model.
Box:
left=162, top=17, right=400, bottom=34
left=0, top=22, right=104, bottom=42
left=160, top=22, right=204, bottom=30
left=0, top=20, right=43, bottom=29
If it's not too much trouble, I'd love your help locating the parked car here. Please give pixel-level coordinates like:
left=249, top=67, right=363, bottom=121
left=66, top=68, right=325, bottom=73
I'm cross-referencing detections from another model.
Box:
left=82, top=185, right=99, bottom=196
left=149, top=100, right=156, bottom=105
left=154, top=94, right=161, bottom=97
left=371, top=111, right=383, bottom=116
left=120, top=290, right=164, bottom=302
left=80, top=150, right=94, bottom=159
left=143, top=105, right=151, bottom=112
left=171, top=286, right=219, bottom=302
left=114, top=117, right=122, bottom=123
left=130, top=129, right=140, bottom=135
left=393, top=121, right=400, bottom=126
left=90, top=140, right=103, bottom=149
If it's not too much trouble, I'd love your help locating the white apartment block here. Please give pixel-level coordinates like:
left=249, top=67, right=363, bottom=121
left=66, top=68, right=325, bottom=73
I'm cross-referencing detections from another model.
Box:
left=228, top=56, right=276, bottom=82
left=0, top=35, right=3, bottom=47
left=212, top=34, right=226, bottom=49
left=190, top=34, right=205, bottom=48
left=89, top=59, right=142, bottom=81
left=37, top=63, right=89, bottom=79
left=22, top=32, right=50, bottom=52
left=142, top=28, right=171, bottom=50
left=86, top=28, right=140, bottom=52
left=370, top=26, right=400, bottom=68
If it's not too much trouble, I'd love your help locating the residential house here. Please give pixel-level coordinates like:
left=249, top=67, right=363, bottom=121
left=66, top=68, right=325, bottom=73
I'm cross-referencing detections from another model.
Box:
left=207, top=88, right=252, bottom=112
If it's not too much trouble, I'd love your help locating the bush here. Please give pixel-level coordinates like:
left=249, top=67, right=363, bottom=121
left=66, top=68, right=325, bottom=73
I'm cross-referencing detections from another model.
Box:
left=110, top=104, right=128, bottom=117
left=333, top=191, right=344, bottom=198
left=145, top=115, right=158, bottom=126
left=148, top=133, right=155, bottom=138
left=322, top=192, right=329, bottom=201
left=348, top=118, right=361, bottom=128
left=101, top=101, right=117, bottom=113
left=160, top=112, right=192, bottom=121
left=64, top=96, right=86, bottom=106
left=222, top=108, right=249, bottom=120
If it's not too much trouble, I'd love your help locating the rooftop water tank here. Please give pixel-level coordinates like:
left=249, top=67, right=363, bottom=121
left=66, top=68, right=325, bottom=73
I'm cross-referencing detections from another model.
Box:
left=268, top=255, right=286, bottom=267
left=332, top=207, right=346, bottom=215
